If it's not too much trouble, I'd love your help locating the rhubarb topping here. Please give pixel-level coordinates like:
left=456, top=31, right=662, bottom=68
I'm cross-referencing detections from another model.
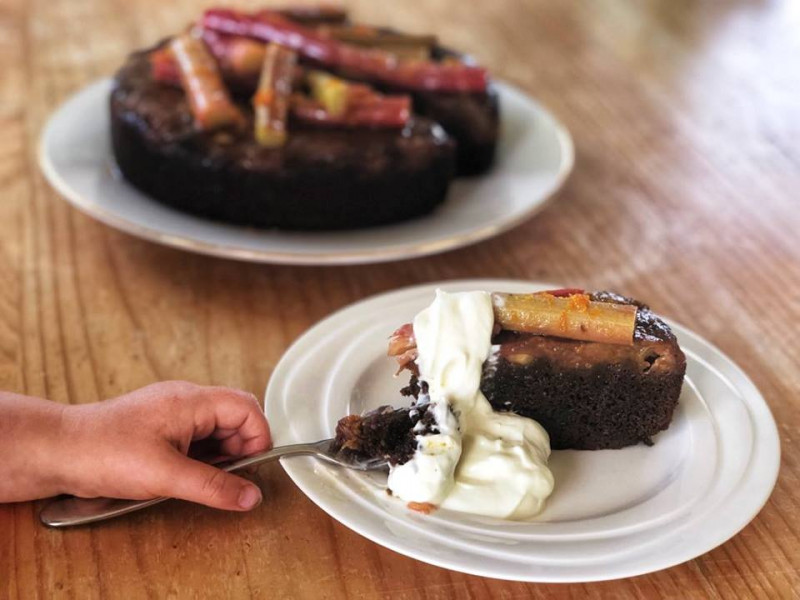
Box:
left=150, top=48, right=180, bottom=85
left=491, top=292, right=637, bottom=346
left=299, top=70, right=411, bottom=127
left=319, top=25, right=436, bottom=61
left=291, top=95, right=410, bottom=128
left=388, top=323, right=418, bottom=374
left=253, top=43, right=297, bottom=147
left=153, top=31, right=266, bottom=87
left=307, top=70, right=350, bottom=116
left=201, top=28, right=266, bottom=84
left=275, top=4, right=348, bottom=25
left=202, top=8, right=488, bottom=92
left=169, top=32, right=244, bottom=131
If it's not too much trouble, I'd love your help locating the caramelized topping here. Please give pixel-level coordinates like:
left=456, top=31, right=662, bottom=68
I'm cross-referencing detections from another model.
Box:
left=307, top=70, right=350, bottom=116
left=202, top=28, right=266, bottom=83
left=169, top=32, right=244, bottom=131
left=149, top=48, right=180, bottom=84
left=388, top=323, right=418, bottom=374
left=291, top=88, right=411, bottom=129
left=491, top=292, right=637, bottom=346
left=319, top=25, right=436, bottom=61
left=149, top=7, right=491, bottom=141
left=275, top=4, right=348, bottom=25
left=253, top=43, right=297, bottom=147
left=202, top=8, right=488, bottom=92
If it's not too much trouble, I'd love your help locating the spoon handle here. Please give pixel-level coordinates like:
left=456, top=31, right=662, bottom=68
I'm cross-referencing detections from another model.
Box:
left=39, top=440, right=330, bottom=528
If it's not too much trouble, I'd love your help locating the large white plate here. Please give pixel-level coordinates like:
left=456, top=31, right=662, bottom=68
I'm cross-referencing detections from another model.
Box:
left=264, top=279, right=780, bottom=582
left=39, top=79, right=573, bottom=265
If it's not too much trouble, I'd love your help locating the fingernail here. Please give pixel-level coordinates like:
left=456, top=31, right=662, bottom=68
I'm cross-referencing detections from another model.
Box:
left=238, top=485, right=262, bottom=510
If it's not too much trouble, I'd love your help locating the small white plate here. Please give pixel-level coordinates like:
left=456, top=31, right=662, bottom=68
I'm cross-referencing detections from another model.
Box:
left=39, top=79, right=573, bottom=265
left=264, top=279, right=780, bottom=582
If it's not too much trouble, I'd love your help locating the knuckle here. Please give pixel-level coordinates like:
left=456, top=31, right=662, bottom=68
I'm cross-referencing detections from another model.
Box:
left=158, top=380, right=200, bottom=408
left=215, top=386, right=256, bottom=406
left=164, top=380, right=199, bottom=395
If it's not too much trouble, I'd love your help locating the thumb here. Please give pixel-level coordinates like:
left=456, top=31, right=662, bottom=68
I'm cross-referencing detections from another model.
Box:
left=163, top=452, right=263, bottom=511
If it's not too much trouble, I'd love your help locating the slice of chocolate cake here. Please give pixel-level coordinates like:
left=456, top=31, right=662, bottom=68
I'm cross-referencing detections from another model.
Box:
left=481, top=292, right=685, bottom=450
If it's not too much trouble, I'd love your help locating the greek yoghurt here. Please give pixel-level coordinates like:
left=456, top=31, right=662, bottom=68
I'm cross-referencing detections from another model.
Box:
left=386, top=290, right=554, bottom=520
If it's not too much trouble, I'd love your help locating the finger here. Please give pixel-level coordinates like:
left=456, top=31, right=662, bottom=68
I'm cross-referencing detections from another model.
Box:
left=218, top=434, right=245, bottom=458
left=217, top=431, right=269, bottom=457
left=189, top=427, right=266, bottom=463
left=190, top=387, right=272, bottom=454
left=162, top=451, right=263, bottom=511
left=192, top=427, right=239, bottom=443
left=211, top=428, right=239, bottom=440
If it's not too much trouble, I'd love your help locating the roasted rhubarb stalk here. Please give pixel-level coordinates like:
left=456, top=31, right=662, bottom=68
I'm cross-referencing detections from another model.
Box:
left=201, top=28, right=266, bottom=83
left=150, top=48, right=180, bottom=84
left=319, top=25, right=436, bottom=61
left=205, top=9, right=339, bottom=64
left=344, top=95, right=411, bottom=127
left=291, top=93, right=410, bottom=128
left=202, top=9, right=488, bottom=92
left=304, top=70, right=411, bottom=126
left=307, top=70, right=350, bottom=116
left=491, top=292, right=637, bottom=346
left=253, top=43, right=297, bottom=147
left=274, top=5, right=348, bottom=25
left=169, top=33, right=244, bottom=130
left=388, top=323, right=418, bottom=373
left=153, top=31, right=267, bottom=87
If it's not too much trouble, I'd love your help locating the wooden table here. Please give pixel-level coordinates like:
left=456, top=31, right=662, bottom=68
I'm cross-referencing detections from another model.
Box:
left=2, top=0, right=798, bottom=597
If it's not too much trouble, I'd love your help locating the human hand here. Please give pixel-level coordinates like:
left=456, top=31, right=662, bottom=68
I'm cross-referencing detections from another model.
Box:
left=0, top=382, right=271, bottom=511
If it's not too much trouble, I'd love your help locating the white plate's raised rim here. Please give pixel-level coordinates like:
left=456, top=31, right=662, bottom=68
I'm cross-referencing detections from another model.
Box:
left=264, top=279, right=781, bottom=582
left=38, top=79, right=575, bottom=266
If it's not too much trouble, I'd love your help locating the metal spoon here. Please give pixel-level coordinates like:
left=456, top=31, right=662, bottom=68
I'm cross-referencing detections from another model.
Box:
left=39, top=438, right=387, bottom=528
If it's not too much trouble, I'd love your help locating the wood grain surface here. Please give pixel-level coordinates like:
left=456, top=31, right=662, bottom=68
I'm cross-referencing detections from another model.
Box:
left=1, top=0, right=799, bottom=597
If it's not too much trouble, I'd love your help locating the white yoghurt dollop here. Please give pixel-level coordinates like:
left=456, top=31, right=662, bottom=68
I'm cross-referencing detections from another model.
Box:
left=386, top=290, right=555, bottom=520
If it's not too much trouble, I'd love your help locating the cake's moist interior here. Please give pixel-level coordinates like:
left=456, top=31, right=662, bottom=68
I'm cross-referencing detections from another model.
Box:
left=333, top=403, right=438, bottom=466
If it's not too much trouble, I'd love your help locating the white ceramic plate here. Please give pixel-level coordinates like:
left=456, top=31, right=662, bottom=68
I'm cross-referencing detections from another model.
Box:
left=264, top=279, right=780, bottom=582
left=39, top=79, right=573, bottom=265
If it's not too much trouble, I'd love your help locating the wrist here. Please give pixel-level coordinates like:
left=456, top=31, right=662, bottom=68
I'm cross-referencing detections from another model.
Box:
left=0, top=394, right=74, bottom=502
left=49, top=403, right=91, bottom=496
left=33, top=401, right=76, bottom=498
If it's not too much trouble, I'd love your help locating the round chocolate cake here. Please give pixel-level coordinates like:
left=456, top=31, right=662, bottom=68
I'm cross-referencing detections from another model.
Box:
left=109, top=8, right=499, bottom=230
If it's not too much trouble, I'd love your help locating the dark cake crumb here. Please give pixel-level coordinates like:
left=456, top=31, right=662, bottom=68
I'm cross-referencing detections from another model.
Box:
left=400, top=376, right=421, bottom=399
left=331, top=403, right=439, bottom=466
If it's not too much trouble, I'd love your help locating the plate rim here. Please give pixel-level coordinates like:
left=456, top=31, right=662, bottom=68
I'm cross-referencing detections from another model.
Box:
left=264, top=278, right=781, bottom=582
left=38, top=79, right=575, bottom=266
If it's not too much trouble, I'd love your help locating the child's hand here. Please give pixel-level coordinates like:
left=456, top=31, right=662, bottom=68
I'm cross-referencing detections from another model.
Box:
left=0, top=382, right=271, bottom=511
